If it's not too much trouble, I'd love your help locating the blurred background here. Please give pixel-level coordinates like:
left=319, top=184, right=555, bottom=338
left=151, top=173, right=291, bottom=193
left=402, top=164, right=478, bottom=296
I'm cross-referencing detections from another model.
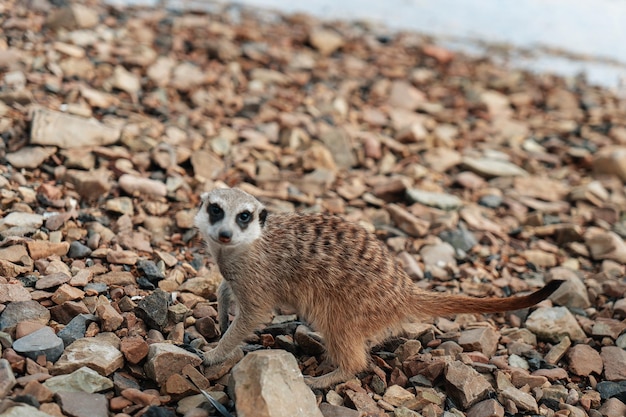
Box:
left=110, top=0, right=626, bottom=89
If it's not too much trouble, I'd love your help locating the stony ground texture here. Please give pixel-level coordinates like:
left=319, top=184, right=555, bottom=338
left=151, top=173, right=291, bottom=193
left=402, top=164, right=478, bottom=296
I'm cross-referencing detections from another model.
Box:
left=0, top=1, right=626, bottom=417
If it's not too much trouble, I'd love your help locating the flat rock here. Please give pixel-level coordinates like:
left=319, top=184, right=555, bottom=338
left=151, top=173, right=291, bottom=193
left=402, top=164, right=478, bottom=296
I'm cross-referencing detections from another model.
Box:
left=601, top=346, right=626, bottom=381
left=567, top=344, right=603, bottom=376
left=35, top=272, right=71, bottom=290
left=462, top=157, right=528, bottom=178
left=13, top=326, right=64, bottom=362
left=64, top=168, right=112, bottom=201
left=56, top=391, right=108, bottom=417
left=0, top=404, right=56, bottom=417
left=135, top=288, right=169, bottom=330
left=547, top=267, right=591, bottom=308
left=57, top=314, right=99, bottom=347
left=5, top=146, right=57, bottom=169
left=44, top=366, right=113, bottom=393
left=231, top=350, right=323, bottom=417
left=0, top=300, right=51, bottom=332
left=406, top=189, right=463, bottom=210
left=598, top=398, right=626, bottom=417
left=499, top=386, right=538, bottom=413
left=467, top=399, right=504, bottom=417
left=30, top=108, right=120, bottom=148
left=319, top=128, right=356, bottom=169
left=592, top=146, right=626, bottom=182
left=387, top=204, right=430, bottom=237
left=444, top=360, right=492, bottom=408
left=525, top=306, right=586, bottom=342
left=118, top=174, right=167, bottom=197
left=144, top=342, right=202, bottom=385
left=0, top=283, right=31, bottom=303
left=308, top=28, right=344, bottom=55
left=0, top=212, right=44, bottom=228
left=67, top=241, right=92, bottom=258
left=52, top=337, right=124, bottom=376
left=585, top=230, right=626, bottom=263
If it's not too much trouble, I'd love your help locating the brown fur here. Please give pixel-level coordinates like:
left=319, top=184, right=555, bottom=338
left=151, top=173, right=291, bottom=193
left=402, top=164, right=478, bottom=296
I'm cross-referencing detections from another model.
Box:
left=195, top=188, right=563, bottom=388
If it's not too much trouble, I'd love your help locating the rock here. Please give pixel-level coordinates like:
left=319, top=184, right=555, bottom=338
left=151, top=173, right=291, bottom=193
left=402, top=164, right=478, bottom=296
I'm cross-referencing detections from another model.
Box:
left=0, top=212, right=44, bottom=228
left=0, top=404, right=57, bottom=417
left=35, top=272, right=71, bottom=289
left=388, top=81, right=426, bottom=111
left=406, top=189, right=463, bottom=211
left=601, top=347, right=626, bottom=381
left=231, top=350, right=323, bottom=417
left=585, top=231, right=626, bottom=263
left=0, top=283, right=31, bottom=303
left=64, top=169, right=112, bottom=201
left=118, top=174, right=167, bottom=197
left=47, top=4, right=99, bottom=29
left=592, top=146, right=626, bottom=182
left=56, top=391, right=108, bottom=417
left=387, top=204, right=430, bottom=237
left=462, top=157, right=528, bottom=178
left=319, top=403, right=363, bottom=417
left=190, top=150, right=225, bottom=181
left=111, top=65, right=141, bottom=96
left=467, top=399, right=504, bottom=417
left=13, top=326, right=64, bottom=362
left=137, top=259, right=165, bottom=282
left=458, top=327, right=499, bottom=356
left=521, top=250, right=557, bottom=268
left=598, top=398, right=626, bottom=417
left=120, top=336, right=149, bottom=364
left=171, top=62, right=206, bottom=91
left=547, top=267, right=590, bottom=308
left=383, top=384, right=415, bottom=407
left=93, top=271, right=136, bottom=286
left=30, top=108, right=120, bottom=148
left=592, top=318, right=626, bottom=340
left=308, top=28, right=344, bottom=55
left=544, top=336, right=571, bottom=365
left=106, top=249, right=138, bottom=265
left=52, top=337, right=124, bottom=376
left=67, top=241, right=92, bottom=258
left=43, top=366, right=113, bottom=393
left=499, top=386, right=538, bottom=413
left=439, top=228, right=477, bottom=253
left=525, top=307, right=586, bottom=342
left=294, top=325, right=325, bottom=356
left=567, top=344, right=603, bottom=376
left=0, top=358, right=16, bottom=399
left=95, top=296, right=123, bottom=332
left=57, top=314, right=98, bottom=346
left=144, top=343, right=202, bottom=385
left=105, top=197, right=134, bottom=215
left=5, top=146, right=57, bottom=169
left=420, top=242, right=456, bottom=268
left=135, top=288, right=170, bottom=330
left=444, top=361, right=492, bottom=408
left=0, top=300, right=50, bottom=332
left=319, top=128, right=356, bottom=169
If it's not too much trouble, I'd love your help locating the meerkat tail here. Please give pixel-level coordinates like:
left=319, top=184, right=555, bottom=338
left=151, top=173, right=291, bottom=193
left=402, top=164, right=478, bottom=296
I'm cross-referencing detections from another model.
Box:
left=411, top=280, right=564, bottom=317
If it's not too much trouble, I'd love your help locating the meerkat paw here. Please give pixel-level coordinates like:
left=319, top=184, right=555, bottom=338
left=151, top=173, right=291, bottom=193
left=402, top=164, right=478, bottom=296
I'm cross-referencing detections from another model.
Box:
left=202, top=349, right=227, bottom=366
left=304, top=369, right=353, bottom=389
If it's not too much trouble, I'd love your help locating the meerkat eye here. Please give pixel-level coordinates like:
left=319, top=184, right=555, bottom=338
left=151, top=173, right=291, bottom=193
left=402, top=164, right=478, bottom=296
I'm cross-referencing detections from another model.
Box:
left=207, top=203, right=224, bottom=223
left=237, top=211, right=252, bottom=224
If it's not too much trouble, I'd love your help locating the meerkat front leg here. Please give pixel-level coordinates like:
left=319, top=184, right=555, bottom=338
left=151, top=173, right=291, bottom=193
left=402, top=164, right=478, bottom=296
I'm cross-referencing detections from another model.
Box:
left=203, top=293, right=270, bottom=365
left=217, top=280, right=234, bottom=334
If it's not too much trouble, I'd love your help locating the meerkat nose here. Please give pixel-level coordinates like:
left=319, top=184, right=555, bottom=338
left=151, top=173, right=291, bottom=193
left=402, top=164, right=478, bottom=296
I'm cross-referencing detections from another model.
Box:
left=218, top=230, right=232, bottom=243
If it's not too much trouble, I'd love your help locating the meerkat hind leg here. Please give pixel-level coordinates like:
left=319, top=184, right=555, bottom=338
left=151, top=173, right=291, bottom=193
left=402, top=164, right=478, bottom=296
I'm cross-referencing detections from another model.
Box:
left=305, top=333, right=369, bottom=389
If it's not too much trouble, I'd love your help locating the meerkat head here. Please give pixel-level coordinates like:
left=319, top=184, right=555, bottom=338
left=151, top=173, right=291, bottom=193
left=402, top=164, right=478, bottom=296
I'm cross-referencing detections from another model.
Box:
left=195, top=188, right=268, bottom=250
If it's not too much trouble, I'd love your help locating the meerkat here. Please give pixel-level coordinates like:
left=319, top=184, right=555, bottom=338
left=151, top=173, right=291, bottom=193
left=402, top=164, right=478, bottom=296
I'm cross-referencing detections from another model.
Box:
left=194, top=187, right=563, bottom=389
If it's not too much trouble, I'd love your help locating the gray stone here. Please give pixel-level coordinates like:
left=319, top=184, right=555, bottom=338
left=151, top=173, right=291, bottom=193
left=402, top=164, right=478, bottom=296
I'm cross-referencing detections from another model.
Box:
left=0, top=300, right=50, bottom=332
left=44, top=366, right=113, bottom=393
left=0, top=404, right=56, bottom=417
left=56, top=391, right=108, bottom=417
left=135, top=288, right=169, bottom=330
left=13, top=326, right=64, bottom=362
left=439, top=228, right=477, bottom=253
left=67, top=241, right=92, bottom=258
left=0, top=358, right=16, bottom=399
left=525, top=307, right=586, bottom=342
left=406, top=189, right=463, bottom=210
left=232, top=350, right=323, bottom=417
left=57, top=314, right=99, bottom=346
left=547, top=267, right=590, bottom=308
left=137, top=259, right=165, bottom=282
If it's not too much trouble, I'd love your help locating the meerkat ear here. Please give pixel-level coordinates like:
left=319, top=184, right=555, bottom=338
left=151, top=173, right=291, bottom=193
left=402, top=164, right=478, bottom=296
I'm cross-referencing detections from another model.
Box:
left=259, top=208, right=268, bottom=227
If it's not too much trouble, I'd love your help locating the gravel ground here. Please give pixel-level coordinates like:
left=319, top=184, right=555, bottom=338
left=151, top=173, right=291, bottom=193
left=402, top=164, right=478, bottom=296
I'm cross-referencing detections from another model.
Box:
left=0, top=1, right=626, bottom=417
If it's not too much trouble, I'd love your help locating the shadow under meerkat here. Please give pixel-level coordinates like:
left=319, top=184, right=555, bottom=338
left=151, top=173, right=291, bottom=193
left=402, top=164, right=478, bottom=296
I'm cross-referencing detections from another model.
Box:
left=194, top=187, right=564, bottom=389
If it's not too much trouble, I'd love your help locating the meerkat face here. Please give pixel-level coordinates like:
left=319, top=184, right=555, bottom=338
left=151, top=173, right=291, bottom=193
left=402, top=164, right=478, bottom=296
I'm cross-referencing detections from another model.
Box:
left=195, top=188, right=268, bottom=249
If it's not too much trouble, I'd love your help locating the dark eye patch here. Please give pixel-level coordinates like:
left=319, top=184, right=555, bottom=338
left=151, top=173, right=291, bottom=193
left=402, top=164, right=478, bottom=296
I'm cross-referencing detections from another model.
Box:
left=236, top=210, right=253, bottom=229
left=207, top=203, right=224, bottom=224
